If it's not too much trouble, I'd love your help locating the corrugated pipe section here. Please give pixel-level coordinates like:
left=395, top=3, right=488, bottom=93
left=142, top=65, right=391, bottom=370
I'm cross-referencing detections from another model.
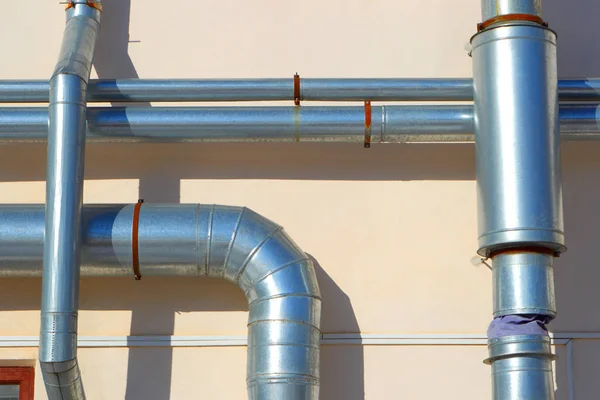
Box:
left=472, top=1, right=562, bottom=399
left=41, top=2, right=101, bottom=399
left=0, top=204, right=322, bottom=399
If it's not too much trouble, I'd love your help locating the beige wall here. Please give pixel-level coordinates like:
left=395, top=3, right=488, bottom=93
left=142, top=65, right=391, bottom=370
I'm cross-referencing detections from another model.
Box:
left=0, top=0, right=599, bottom=398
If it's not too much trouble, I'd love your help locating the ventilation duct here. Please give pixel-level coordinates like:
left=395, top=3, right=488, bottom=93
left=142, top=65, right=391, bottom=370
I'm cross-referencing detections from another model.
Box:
left=0, top=204, right=322, bottom=400
left=471, top=1, right=564, bottom=399
left=41, top=1, right=102, bottom=399
left=0, top=104, right=599, bottom=143
left=1, top=78, right=600, bottom=103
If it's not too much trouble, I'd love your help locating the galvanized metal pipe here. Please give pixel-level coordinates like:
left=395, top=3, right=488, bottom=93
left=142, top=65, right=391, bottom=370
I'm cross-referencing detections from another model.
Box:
left=485, top=335, right=556, bottom=399
left=473, top=2, right=561, bottom=398
left=41, top=3, right=101, bottom=400
left=0, top=105, right=598, bottom=143
left=481, top=0, right=542, bottom=21
left=2, top=78, right=600, bottom=103
left=0, top=204, right=322, bottom=400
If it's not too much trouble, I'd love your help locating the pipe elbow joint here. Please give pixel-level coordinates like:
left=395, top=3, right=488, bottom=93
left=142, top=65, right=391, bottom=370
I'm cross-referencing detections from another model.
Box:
left=203, top=205, right=323, bottom=397
left=40, top=359, right=86, bottom=400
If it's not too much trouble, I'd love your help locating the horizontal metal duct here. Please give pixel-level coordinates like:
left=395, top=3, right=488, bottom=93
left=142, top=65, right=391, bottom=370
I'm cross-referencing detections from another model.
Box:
left=0, top=204, right=322, bottom=399
left=0, top=78, right=598, bottom=103
left=0, top=105, right=597, bottom=143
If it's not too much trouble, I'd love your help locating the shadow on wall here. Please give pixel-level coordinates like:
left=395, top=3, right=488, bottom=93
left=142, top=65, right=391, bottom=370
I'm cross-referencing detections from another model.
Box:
left=545, top=0, right=600, bottom=77
left=311, top=256, right=365, bottom=400
left=94, top=0, right=140, bottom=80
left=0, top=256, right=363, bottom=399
left=0, top=141, right=475, bottom=399
left=93, top=0, right=168, bottom=203
left=2, top=1, right=599, bottom=397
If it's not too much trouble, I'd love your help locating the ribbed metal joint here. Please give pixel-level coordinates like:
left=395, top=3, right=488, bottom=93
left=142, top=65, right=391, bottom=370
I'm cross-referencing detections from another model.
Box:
left=485, top=334, right=554, bottom=364
left=484, top=335, right=556, bottom=400
left=492, top=252, right=556, bottom=318
left=54, top=15, right=101, bottom=79
left=39, top=313, right=78, bottom=363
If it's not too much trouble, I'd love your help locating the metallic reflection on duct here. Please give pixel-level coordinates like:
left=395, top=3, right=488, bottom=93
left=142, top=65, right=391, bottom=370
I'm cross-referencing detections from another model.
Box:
left=472, top=2, right=563, bottom=399
left=0, top=204, right=322, bottom=400
left=2, top=78, right=600, bottom=103
left=1, top=104, right=600, bottom=143
left=41, top=2, right=102, bottom=399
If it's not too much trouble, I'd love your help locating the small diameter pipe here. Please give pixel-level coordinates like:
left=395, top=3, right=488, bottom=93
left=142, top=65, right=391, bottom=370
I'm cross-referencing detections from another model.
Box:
left=0, top=105, right=597, bottom=143
left=1, top=78, right=600, bottom=103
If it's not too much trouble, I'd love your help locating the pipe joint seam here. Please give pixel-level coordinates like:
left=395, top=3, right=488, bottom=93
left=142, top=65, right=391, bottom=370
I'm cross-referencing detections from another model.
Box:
left=484, top=335, right=555, bottom=365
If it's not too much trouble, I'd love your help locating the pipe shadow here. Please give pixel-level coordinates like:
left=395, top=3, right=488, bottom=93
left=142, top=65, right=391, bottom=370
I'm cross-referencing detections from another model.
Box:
left=0, top=256, right=363, bottom=399
left=93, top=1, right=177, bottom=396
left=0, top=142, right=476, bottom=183
left=545, top=0, right=600, bottom=77
left=93, top=0, right=140, bottom=81
left=310, top=255, right=364, bottom=400
left=549, top=141, right=600, bottom=398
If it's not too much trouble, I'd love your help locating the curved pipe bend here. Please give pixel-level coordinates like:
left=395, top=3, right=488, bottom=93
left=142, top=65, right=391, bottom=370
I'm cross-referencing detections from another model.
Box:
left=0, top=204, right=322, bottom=399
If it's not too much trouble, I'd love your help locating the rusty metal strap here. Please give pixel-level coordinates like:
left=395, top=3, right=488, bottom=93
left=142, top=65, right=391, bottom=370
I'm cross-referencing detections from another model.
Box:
left=489, top=246, right=557, bottom=259
left=478, top=14, right=547, bottom=31
left=364, top=101, right=372, bottom=148
left=65, top=1, right=103, bottom=11
left=294, top=73, right=301, bottom=106
left=132, top=199, right=144, bottom=280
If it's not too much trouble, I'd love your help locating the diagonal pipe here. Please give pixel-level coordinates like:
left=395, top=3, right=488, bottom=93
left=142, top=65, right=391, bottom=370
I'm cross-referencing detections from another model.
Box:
left=0, top=204, right=322, bottom=399
left=41, top=2, right=101, bottom=399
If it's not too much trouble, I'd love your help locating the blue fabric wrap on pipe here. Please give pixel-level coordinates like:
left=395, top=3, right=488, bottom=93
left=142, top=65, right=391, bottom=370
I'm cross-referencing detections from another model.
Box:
left=487, top=315, right=552, bottom=339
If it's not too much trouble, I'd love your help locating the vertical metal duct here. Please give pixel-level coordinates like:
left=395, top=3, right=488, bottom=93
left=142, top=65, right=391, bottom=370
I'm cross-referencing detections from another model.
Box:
left=471, top=1, right=564, bottom=399
left=41, top=2, right=101, bottom=399
left=0, top=204, right=322, bottom=399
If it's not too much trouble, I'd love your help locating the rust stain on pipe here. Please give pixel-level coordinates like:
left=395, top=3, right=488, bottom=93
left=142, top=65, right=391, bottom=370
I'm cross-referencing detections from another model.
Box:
left=364, top=101, right=372, bottom=148
left=478, top=13, right=547, bottom=31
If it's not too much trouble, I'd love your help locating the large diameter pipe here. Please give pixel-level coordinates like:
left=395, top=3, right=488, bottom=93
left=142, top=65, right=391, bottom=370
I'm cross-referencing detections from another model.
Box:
left=472, top=8, right=561, bottom=400
left=472, top=25, right=564, bottom=257
left=41, top=3, right=101, bottom=399
left=0, top=204, right=322, bottom=400
left=485, top=335, right=555, bottom=399
left=0, top=105, right=598, bottom=143
left=2, top=78, right=600, bottom=103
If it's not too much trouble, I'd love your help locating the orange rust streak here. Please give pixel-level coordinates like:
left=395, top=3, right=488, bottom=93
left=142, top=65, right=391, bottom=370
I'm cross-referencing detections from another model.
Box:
left=364, top=101, right=372, bottom=148
left=478, top=13, right=547, bottom=31
left=489, top=246, right=556, bottom=258
left=132, top=200, right=144, bottom=280
left=293, top=73, right=301, bottom=106
left=65, top=1, right=103, bottom=12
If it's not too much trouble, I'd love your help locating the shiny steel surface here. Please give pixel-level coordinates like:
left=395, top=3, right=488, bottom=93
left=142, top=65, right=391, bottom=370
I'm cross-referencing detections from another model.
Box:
left=301, top=79, right=473, bottom=101
left=0, top=204, right=322, bottom=400
left=485, top=335, right=555, bottom=400
left=481, top=0, right=542, bottom=21
left=40, top=360, right=85, bottom=400
left=472, top=25, right=564, bottom=257
left=3, top=78, right=600, bottom=103
left=41, top=3, right=100, bottom=400
left=1, top=105, right=600, bottom=143
left=492, top=253, right=555, bottom=318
